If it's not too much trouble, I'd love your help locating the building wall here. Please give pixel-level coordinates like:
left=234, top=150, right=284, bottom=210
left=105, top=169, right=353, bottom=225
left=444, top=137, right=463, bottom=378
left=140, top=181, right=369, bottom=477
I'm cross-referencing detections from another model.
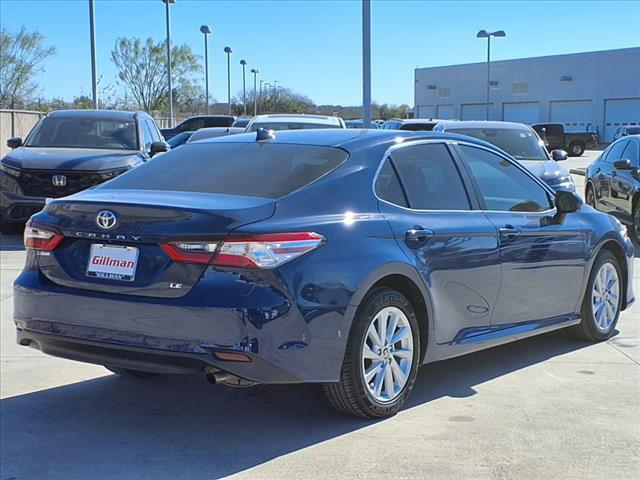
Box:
left=414, top=47, right=640, bottom=142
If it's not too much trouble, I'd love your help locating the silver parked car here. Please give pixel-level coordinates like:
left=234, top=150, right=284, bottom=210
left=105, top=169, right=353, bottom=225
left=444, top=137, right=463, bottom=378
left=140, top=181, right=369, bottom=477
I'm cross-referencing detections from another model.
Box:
left=245, top=114, right=345, bottom=132
left=434, top=120, right=575, bottom=192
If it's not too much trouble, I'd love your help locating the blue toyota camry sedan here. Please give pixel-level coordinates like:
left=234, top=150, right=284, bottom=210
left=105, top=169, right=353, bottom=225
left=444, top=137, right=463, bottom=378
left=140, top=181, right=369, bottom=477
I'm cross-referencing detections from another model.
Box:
left=14, top=129, right=635, bottom=418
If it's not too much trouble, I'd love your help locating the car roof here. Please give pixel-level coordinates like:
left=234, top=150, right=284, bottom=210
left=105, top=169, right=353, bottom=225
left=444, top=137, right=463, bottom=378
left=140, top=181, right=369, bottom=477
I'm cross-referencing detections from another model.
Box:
left=47, top=109, right=139, bottom=121
left=250, top=114, right=342, bottom=125
left=437, top=120, right=532, bottom=130
left=195, top=128, right=502, bottom=154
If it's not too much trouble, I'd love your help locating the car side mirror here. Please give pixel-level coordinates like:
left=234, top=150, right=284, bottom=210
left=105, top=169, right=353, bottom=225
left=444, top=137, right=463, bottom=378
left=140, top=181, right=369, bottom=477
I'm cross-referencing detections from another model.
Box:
left=555, top=190, right=582, bottom=214
left=613, top=159, right=633, bottom=170
left=551, top=149, right=568, bottom=161
left=149, top=141, right=169, bottom=157
left=7, top=137, right=22, bottom=149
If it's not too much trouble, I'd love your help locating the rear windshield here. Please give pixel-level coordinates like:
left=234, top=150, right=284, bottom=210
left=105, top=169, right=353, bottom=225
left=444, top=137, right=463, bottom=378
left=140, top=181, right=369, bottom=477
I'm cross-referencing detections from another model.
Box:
left=99, top=142, right=348, bottom=198
left=398, top=123, right=436, bottom=131
left=247, top=122, right=336, bottom=132
left=25, top=116, right=138, bottom=150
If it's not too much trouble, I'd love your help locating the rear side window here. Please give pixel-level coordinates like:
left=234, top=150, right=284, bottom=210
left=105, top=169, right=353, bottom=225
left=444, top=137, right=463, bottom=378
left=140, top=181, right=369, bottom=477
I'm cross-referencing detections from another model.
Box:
left=375, top=160, right=408, bottom=207
left=461, top=145, right=552, bottom=212
left=99, top=143, right=348, bottom=198
left=388, top=143, right=471, bottom=210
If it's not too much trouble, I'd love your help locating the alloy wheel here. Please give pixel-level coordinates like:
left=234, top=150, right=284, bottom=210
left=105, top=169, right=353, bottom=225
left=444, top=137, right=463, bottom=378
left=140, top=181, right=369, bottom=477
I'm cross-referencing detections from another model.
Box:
left=362, top=306, right=414, bottom=403
left=591, top=262, right=620, bottom=332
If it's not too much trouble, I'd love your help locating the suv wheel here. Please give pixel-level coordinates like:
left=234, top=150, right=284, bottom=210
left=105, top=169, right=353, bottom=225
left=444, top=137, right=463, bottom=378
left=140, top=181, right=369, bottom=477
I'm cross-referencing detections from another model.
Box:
left=323, top=287, right=420, bottom=418
left=570, top=250, right=622, bottom=341
left=585, top=185, right=595, bottom=207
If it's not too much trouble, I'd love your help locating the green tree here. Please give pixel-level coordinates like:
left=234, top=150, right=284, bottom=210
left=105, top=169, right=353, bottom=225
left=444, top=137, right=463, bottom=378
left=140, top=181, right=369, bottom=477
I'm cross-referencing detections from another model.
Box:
left=110, top=37, right=201, bottom=112
left=0, top=26, right=56, bottom=108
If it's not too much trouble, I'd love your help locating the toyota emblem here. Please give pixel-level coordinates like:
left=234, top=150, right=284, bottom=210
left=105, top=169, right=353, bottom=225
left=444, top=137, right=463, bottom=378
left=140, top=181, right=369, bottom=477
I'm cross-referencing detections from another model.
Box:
left=96, top=210, right=117, bottom=229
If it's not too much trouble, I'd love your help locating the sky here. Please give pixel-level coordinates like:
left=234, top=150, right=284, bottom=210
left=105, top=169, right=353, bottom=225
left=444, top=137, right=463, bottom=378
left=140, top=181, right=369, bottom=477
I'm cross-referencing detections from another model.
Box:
left=1, top=0, right=639, bottom=106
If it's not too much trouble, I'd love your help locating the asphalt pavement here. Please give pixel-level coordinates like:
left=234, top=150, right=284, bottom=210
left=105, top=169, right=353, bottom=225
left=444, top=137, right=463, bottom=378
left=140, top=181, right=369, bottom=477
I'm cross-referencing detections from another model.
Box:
left=1, top=151, right=638, bottom=480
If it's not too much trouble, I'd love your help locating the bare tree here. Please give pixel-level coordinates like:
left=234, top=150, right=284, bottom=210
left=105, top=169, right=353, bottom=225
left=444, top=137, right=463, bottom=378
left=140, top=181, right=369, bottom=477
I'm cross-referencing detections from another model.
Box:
left=110, top=37, right=201, bottom=112
left=0, top=26, right=56, bottom=108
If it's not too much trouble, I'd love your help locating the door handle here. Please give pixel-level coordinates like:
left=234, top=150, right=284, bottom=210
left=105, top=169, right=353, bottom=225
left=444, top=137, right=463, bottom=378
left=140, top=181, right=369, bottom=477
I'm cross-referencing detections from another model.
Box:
left=405, top=226, right=433, bottom=244
left=499, top=226, right=521, bottom=241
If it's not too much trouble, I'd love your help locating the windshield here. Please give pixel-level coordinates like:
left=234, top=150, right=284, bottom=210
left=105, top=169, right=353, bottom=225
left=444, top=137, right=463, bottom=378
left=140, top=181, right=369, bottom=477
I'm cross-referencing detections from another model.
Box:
left=25, top=116, right=139, bottom=150
left=448, top=128, right=548, bottom=161
left=628, top=127, right=640, bottom=135
left=99, top=142, right=348, bottom=198
left=248, top=122, right=336, bottom=132
left=399, top=123, right=436, bottom=131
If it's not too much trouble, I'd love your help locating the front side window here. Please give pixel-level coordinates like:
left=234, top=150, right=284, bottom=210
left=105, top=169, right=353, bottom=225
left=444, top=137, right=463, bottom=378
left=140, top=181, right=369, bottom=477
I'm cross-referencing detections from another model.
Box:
left=461, top=145, right=552, bottom=212
left=25, top=116, right=138, bottom=150
left=622, top=141, right=639, bottom=166
left=388, top=143, right=471, bottom=210
left=604, top=140, right=629, bottom=163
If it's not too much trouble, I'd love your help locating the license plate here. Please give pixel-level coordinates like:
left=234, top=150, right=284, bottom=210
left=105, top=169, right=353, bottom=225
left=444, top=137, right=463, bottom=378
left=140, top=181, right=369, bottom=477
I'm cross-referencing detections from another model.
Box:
left=86, top=244, right=139, bottom=281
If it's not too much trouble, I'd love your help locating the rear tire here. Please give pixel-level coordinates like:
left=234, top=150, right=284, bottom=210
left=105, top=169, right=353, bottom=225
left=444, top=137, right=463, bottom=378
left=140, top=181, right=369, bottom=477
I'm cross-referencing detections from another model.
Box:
left=105, top=366, right=158, bottom=378
left=570, top=250, right=622, bottom=341
left=569, top=141, right=585, bottom=157
left=323, top=287, right=420, bottom=418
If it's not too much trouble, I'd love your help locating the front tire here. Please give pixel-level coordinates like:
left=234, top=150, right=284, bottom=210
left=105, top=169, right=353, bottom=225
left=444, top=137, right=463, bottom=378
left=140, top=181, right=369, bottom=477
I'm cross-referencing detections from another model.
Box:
left=323, top=288, right=420, bottom=418
left=585, top=185, right=595, bottom=208
left=570, top=250, right=622, bottom=341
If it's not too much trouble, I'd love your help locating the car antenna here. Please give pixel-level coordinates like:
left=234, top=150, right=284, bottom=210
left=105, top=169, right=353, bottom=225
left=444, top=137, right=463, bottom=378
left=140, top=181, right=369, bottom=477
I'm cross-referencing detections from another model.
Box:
left=256, top=128, right=276, bottom=141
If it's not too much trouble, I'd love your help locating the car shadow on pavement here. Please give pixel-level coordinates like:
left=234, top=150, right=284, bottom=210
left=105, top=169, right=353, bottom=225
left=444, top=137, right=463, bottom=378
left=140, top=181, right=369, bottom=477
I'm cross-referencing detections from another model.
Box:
left=0, top=233, right=25, bottom=251
left=0, top=329, right=598, bottom=480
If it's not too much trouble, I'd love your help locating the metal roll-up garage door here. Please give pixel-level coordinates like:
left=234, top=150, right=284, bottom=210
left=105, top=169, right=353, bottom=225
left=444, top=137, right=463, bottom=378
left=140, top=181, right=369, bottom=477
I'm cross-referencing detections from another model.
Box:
left=502, top=102, right=540, bottom=124
left=461, top=104, right=487, bottom=120
left=416, top=105, right=435, bottom=118
left=436, top=104, right=455, bottom=119
left=604, top=98, right=640, bottom=142
left=550, top=100, right=593, bottom=132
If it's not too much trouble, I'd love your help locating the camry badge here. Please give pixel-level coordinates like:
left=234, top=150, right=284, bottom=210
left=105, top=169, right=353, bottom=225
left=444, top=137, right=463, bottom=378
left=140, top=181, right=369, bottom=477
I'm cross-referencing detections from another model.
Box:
left=52, top=175, right=67, bottom=187
left=96, top=210, right=117, bottom=230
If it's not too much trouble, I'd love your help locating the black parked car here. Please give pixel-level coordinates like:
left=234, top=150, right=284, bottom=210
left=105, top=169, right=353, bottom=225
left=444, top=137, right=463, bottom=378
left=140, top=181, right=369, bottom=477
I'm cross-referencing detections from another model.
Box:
left=532, top=123, right=597, bottom=157
left=585, top=135, right=640, bottom=243
left=160, top=115, right=235, bottom=140
left=1, top=110, right=167, bottom=232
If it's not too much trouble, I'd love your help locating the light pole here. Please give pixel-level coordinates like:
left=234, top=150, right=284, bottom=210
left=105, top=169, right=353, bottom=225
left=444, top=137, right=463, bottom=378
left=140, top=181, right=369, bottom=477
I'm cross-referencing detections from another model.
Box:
left=476, top=29, right=506, bottom=121
left=265, top=83, right=271, bottom=112
left=259, top=79, right=264, bottom=114
left=240, top=60, right=247, bottom=117
left=362, top=0, right=371, bottom=128
left=200, top=25, right=211, bottom=114
left=250, top=68, right=259, bottom=116
left=89, top=0, right=98, bottom=109
left=224, top=46, right=232, bottom=115
left=162, top=0, right=175, bottom=127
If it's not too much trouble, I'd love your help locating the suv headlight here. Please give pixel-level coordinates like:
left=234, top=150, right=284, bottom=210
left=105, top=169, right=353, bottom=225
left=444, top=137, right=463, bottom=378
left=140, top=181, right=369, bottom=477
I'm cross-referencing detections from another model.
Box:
left=0, top=162, right=21, bottom=178
left=99, top=167, right=129, bottom=180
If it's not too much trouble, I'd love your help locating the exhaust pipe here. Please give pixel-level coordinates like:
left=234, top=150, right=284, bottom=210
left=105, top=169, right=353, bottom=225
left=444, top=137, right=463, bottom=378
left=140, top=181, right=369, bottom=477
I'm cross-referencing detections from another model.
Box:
left=205, top=367, right=258, bottom=388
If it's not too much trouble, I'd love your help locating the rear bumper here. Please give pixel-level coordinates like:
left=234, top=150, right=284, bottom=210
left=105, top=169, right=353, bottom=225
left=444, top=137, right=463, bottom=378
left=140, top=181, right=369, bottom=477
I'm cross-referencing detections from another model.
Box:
left=16, top=325, right=300, bottom=382
left=13, top=267, right=349, bottom=383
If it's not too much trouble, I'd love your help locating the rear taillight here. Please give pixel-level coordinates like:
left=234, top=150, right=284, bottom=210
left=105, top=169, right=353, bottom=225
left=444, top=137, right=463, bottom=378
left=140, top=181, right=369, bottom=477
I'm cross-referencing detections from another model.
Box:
left=24, top=222, right=63, bottom=251
left=160, top=232, right=324, bottom=269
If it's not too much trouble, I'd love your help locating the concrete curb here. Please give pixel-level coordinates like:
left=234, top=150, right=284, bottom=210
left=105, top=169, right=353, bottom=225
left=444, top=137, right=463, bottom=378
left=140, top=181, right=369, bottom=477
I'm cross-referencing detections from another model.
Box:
left=570, top=168, right=586, bottom=176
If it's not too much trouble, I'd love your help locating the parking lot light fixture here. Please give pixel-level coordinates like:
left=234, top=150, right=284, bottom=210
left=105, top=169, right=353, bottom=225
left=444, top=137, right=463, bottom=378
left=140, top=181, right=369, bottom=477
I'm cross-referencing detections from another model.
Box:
left=200, top=25, right=212, bottom=114
left=162, top=0, right=176, bottom=127
left=240, top=60, right=248, bottom=117
left=476, top=29, right=506, bottom=121
left=224, top=46, right=233, bottom=115
left=250, top=68, right=259, bottom=116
